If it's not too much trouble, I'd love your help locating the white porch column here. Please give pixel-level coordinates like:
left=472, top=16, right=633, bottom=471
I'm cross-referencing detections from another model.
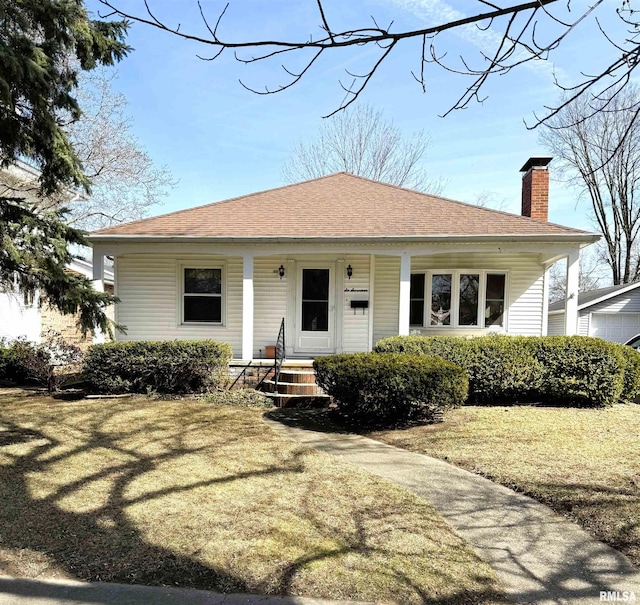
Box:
left=92, top=249, right=105, bottom=344
left=565, top=249, right=580, bottom=336
left=541, top=264, right=551, bottom=336
left=399, top=252, right=411, bottom=336
left=242, top=252, right=254, bottom=360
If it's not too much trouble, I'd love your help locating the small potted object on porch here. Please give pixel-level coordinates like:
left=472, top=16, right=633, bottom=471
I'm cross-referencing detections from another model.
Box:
left=265, top=345, right=276, bottom=359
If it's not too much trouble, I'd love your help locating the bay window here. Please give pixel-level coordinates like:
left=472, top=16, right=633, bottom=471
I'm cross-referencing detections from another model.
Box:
left=409, top=270, right=506, bottom=329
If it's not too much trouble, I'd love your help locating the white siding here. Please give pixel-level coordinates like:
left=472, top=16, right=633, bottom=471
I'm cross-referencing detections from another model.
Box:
left=0, top=290, right=41, bottom=342
left=342, top=254, right=371, bottom=353
left=547, top=313, right=565, bottom=336
left=579, top=313, right=590, bottom=336
left=585, top=289, right=640, bottom=314
left=116, top=255, right=243, bottom=356
left=253, top=255, right=287, bottom=357
left=373, top=255, right=400, bottom=344
left=115, top=249, right=549, bottom=356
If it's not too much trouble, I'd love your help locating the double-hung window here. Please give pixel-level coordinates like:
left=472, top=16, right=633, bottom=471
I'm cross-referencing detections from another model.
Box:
left=183, top=267, right=223, bottom=324
left=409, top=270, right=506, bottom=329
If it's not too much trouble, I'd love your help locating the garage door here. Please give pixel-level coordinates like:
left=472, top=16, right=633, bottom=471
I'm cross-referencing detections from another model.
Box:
left=590, top=313, right=640, bottom=343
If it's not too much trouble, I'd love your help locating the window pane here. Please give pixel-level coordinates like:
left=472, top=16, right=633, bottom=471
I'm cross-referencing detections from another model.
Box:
left=410, top=274, right=425, bottom=326
left=184, top=296, right=221, bottom=322
left=302, top=301, right=329, bottom=331
left=485, top=274, right=506, bottom=327
left=410, top=274, right=425, bottom=299
left=410, top=300, right=425, bottom=326
left=185, top=268, right=221, bottom=294
left=486, top=273, right=505, bottom=300
left=302, top=269, right=329, bottom=301
left=459, top=274, right=480, bottom=326
left=431, top=274, right=451, bottom=326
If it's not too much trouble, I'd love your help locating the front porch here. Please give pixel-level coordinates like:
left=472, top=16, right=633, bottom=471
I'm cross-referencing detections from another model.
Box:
left=92, top=243, right=585, bottom=357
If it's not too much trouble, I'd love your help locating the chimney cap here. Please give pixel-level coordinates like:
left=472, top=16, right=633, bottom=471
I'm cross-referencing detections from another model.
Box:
left=520, top=156, right=552, bottom=172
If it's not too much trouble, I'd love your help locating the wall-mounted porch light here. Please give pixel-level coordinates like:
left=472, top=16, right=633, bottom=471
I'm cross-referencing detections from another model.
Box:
left=278, top=264, right=285, bottom=279
left=346, top=264, right=353, bottom=280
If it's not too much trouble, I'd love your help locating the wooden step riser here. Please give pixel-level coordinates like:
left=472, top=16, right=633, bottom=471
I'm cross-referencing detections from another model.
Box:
left=277, top=371, right=316, bottom=384
left=262, top=381, right=320, bottom=395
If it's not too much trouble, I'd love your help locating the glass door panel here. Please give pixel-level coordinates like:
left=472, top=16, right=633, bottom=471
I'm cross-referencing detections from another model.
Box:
left=301, top=268, right=329, bottom=331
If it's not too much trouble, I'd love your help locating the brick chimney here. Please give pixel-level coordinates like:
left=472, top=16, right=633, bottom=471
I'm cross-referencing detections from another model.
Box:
left=520, top=156, right=552, bottom=221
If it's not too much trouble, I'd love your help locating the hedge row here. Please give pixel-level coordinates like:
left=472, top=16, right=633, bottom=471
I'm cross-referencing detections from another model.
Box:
left=373, top=335, right=640, bottom=407
left=83, top=340, right=232, bottom=394
left=314, top=352, right=468, bottom=426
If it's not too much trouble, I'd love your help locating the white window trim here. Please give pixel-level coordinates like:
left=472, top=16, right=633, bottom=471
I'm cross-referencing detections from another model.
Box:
left=177, top=260, right=227, bottom=327
left=410, top=269, right=509, bottom=330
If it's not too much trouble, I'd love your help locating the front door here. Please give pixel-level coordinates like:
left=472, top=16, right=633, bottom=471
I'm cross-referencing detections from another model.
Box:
left=295, top=265, right=335, bottom=354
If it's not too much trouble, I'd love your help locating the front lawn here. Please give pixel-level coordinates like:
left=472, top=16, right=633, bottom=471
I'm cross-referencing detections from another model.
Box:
left=0, top=389, right=507, bottom=604
left=372, top=405, right=640, bottom=566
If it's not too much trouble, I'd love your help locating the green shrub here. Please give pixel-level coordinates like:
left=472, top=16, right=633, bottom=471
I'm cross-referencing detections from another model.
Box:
left=535, top=337, right=625, bottom=407
left=618, top=345, right=640, bottom=403
left=314, top=352, right=468, bottom=427
left=83, top=340, right=232, bottom=394
left=0, top=334, right=82, bottom=391
left=374, top=334, right=632, bottom=407
left=374, top=335, right=543, bottom=404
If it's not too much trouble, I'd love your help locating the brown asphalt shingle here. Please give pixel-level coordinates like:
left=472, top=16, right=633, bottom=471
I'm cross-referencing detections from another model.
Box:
left=93, top=172, right=590, bottom=238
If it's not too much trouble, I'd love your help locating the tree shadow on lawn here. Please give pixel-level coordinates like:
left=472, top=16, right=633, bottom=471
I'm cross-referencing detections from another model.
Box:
left=506, top=478, right=640, bottom=567
left=0, top=394, right=507, bottom=604
left=265, top=407, right=439, bottom=435
left=265, top=408, right=348, bottom=434
left=0, top=408, right=257, bottom=592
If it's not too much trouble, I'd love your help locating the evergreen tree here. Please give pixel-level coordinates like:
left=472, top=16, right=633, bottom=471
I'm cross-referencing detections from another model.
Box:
left=0, top=0, right=130, bottom=335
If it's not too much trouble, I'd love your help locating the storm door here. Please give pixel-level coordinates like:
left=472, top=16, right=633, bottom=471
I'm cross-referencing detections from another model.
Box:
left=295, top=265, right=335, bottom=353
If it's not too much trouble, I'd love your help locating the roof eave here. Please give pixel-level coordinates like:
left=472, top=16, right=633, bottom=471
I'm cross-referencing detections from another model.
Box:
left=89, top=233, right=601, bottom=245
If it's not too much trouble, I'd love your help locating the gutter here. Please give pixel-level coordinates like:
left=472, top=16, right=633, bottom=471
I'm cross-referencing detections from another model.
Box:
left=89, top=233, right=601, bottom=245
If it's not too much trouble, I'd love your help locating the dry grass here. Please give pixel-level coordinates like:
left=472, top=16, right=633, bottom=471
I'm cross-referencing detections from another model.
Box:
left=0, top=388, right=507, bottom=604
left=372, top=404, right=640, bottom=567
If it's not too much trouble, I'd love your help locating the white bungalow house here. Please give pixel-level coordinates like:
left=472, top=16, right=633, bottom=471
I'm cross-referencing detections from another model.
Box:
left=89, top=158, right=599, bottom=361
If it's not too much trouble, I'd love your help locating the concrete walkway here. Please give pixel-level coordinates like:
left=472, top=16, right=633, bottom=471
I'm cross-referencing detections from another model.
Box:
left=266, top=417, right=640, bottom=605
left=0, top=576, right=372, bottom=605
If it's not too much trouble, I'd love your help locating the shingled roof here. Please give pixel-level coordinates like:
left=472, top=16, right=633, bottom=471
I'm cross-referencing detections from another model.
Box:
left=93, top=172, right=594, bottom=239
left=548, top=281, right=640, bottom=312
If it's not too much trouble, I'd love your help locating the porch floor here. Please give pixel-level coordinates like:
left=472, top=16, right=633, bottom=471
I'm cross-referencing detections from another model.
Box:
left=230, top=359, right=316, bottom=367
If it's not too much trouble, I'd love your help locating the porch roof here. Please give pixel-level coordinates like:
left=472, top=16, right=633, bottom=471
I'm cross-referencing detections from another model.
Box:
left=92, top=172, right=597, bottom=241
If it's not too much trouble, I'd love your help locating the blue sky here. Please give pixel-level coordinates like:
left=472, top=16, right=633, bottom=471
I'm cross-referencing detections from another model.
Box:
left=88, top=0, right=626, bottom=231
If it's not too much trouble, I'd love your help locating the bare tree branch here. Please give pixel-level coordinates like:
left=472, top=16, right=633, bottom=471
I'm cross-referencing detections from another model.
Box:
left=1, top=68, right=177, bottom=230
left=62, top=68, right=177, bottom=229
left=96, top=0, right=640, bottom=150
left=97, top=0, right=567, bottom=116
left=281, top=103, right=444, bottom=193
left=540, top=85, right=640, bottom=285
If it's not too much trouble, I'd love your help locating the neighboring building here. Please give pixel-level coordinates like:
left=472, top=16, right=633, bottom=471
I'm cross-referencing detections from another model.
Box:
left=90, top=158, right=600, bottom=360
left=548, top=282, right=640, bottom=343
left=0, top=258, right=114, bottom=348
